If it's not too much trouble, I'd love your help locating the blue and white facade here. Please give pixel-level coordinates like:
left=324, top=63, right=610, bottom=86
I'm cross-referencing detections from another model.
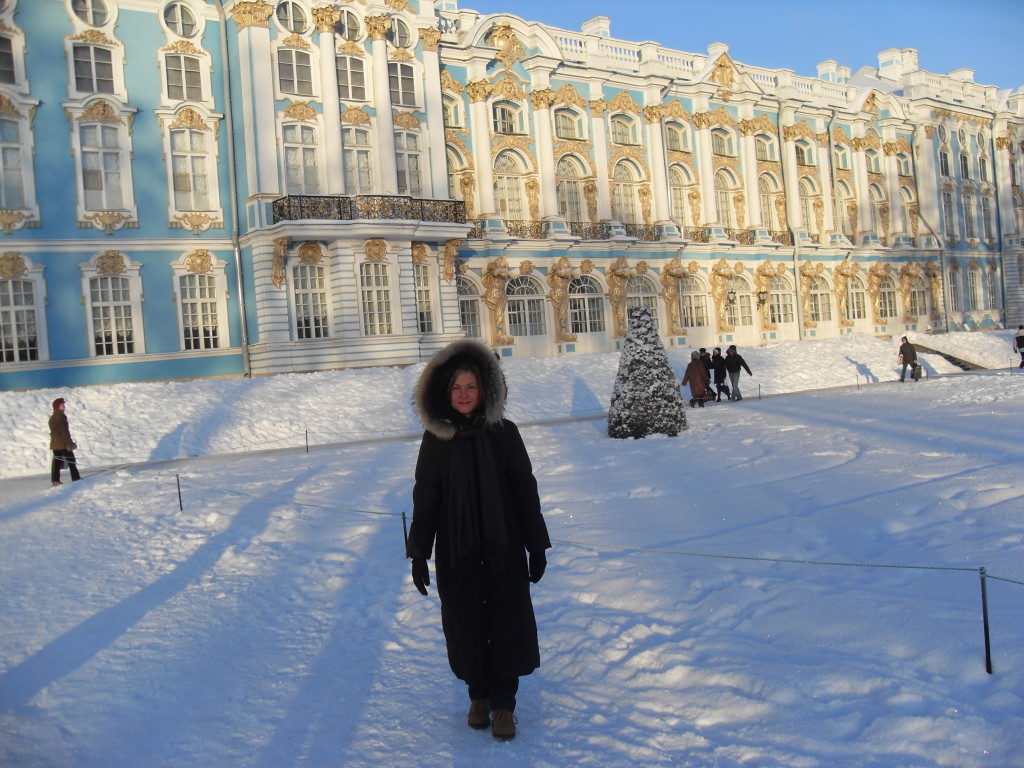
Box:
left=2, top=0, right=1023, bottom=390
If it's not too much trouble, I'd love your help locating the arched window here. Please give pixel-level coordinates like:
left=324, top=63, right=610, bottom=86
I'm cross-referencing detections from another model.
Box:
left=492, top=102, right=520, bottom=134
left=292, top=263, right=328, bottom=339
left=865, top=149, right=881, bottom=174
left=506, top=275, right=546, bottom=337
left=555, top=156, right=585, bottom=222
left=869, top=184, right=885, bottom=233
left=759, top=173, right=779, bottom=231
left=456, top=275, right=482, bottom=338
left=554, top=109, right=582, bottom=140
left=677, top=275, right=707, bottom=328
left=625, top=275, right=658, bottom=326
left=799, top=176, right=819, bottom=235
left=755, top=134, right=776, bottom=161
left=665, top=122, right=689, bottom=152
left=768, top=275, right=795, bottom=325
left=611, top=161, right=641, bottom=224
left=446, top=147, right=466, bottom=200
left=834, top=181, right=854, bottom=238
left=908, top=276, right=928, bottom=317
left=714, top=169, right=736, bottom=228
left=809, top=276, right=831, bottom=322
left=442, top=95, right=462, bottom=127
left=669, top=164, right=694, bottom=227
left=387, top=17, right=412, bottom=48
left=711, top=128, right=734, bottom=156
left=833, top=145, right=850, bottom=170
left=968, top=265, right=983, bottom=310
left=794, top=140, right=814, bottom=166
left=878, top=275, right=897, bottom=319
left=568, top=276, right=605, bottom=333
left=847, top=276, right=867, bottom=321
left=725, top=276, right=752, bottom=327
left=897, top=153, right=912, bottom=176
left=610, top=114, right=636, bottom=145
left=359, top=261, right=392, bottom=335
left=334, top=9, right=361, bottom=40
left=947, top=266, right=961, bottom=312
left=493, top=151, right=526, bottom=220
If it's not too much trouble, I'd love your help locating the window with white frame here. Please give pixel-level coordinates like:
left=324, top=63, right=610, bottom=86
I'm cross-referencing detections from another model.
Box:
left=278, top=48, right=313, bottom=96
left=413, top=261, right=433, bottom=333
left=388, top=17, right=412, bottom=48
left=388, top=62, right=415, bottom=107
left=446, top=147, right=465, bottom=200
left=73, top=45, right=114, bottom=93
left=968, top=266, right=983, bottom=310
left=908, top=276, right=927, bottom=317
left=163, top=2, right=197, bottom=37
left=897, top=153, right=912, bottom=176
left=395, top=131, right=422, bottom=196
left=73, top=0, right=109, bottom=26
left=677, top=275, right=707, bottom=328
left=769, top=276, right=795, bottom=324
left=868, top=184, right=885, bottom=233
left=833, top=181, right=853, bottom=238
left=833, top=144, right=850, bottom=170
left=0, top=118, right=26, bottom=209
left=178, top=272, right=221, bottom=350
left=979, top=157, right=989, bottom=183
left=335, top=10, right=361, bottom=40
left=80, top=122, right=124, bottom=210
left=456, top=275, right=481, bottom=338
left=878, top=276, right=897, bottom=319
left=809, top=276, right=832, bottom=322
left=89, top=274, right=136, bottom=355
left=665, top=122, right=689, bottom=152
left=760, top=174, right=779, bottom=231
left=0, top=276, right=40, bottom=362
left=847, top=276, right=866, bottom=321
left=670, top=165, right=693, bottom=227
left=554, top=109, right=582, bottom=140
left=568, top=275, right=605, bottom=334
left=756, top=135, right=777, bottom=162
left=959, top=153, right=970, bottom=178
left=275, top=1, right=307, bottom=33
left=714, top=169, right=736, bottom=229
left=282, top=123, right=319, bottom=195
left=964, top=194, right=976, bottom=239
left=610, top=115, right=636, bottom=145
left=342, top=126, right=373, bottom=193
left=987, top=267, right=1000, bottom=309
left=442, top=94, right=462, bottom=127
left=493, top=151, right=526, bottom=220
left=939, top=150, right=951, bottom=177
left=336, top=55, right=366, bottom=101
left=165, top=54, right=202, bottom=101
left=492, top=102, right=519, bottom=134
left=865, top=149, right=881, bottom=173
left=506, top=275, right=546, bottom=337
left=555, top=156, right=584, bottom=222
left=794, top=140, right=814, bottom=166
left=292, top=263, right=329, bottom=339
left=0, top=37, right=14, bottom=85
left=1009, top=160, right=1017, bottom=186
left=942, top=191, right=956, bottom=237
left=725, top=276, right=752, bottom=326
left=626, top=275, right=659, bottom=326
left=359, top=261, right=392, bottom=335
left=170, top=127, right=211, bottom=209
left=611, top=161, right=641, bottom=224
left=947, top=266, right=961, bottom=312
left=711, top=128, right=734, bottom=156
left=981, top=197, right=993, bottom=239
left=799, top=176, right=819, bottom=234
left=899, top=186, right=914, bottom=236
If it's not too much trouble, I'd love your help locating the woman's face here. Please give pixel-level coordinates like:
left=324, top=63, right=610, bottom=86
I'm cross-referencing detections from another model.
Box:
left=450, top=370, right=481, bottom=416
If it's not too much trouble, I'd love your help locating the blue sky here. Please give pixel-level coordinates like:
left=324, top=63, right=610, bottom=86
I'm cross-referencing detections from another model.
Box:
left=456, top=0, right=1024, bottom=91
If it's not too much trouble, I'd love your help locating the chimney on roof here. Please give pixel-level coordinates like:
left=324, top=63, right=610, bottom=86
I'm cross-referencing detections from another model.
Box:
left=878, top=47, right=919, bottom=79
left=581, top=16, right=610, bottom=37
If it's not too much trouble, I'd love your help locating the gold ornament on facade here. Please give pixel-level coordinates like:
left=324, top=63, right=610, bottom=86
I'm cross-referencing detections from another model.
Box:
left=642, top=105, right=664, bottom=124
left=365, top=15, right=391, bottom=41
left=898, top=262, right=923, bottom=320
left=446, top=130, right=473, bottom=167
left=907, top=204, right=920, bottom=238
left=639, top=185, right=653, bottom=226
left=740, top=114, right=774, bottom=137
left=709, top=258, right=744, bottom=333
left=459, top=173, right=476, bottom=219
left=312, top=6, right=342, bottom=33
left=0, top=251, right=26, bottom=279
left=490, top=76, right=526, bottom=102
left=733, top=191, right=746, bottom=229
left=584, top=181, right=598, bottom=223
left=281, top=33, right=311, bottom=49
left=70, top=29, right=118, bottom=45
left=774, top=194, right=789, bottom=228
left=440, top=70, right=463, bottom=93
left=866, top=261, right=893, bottom=325
left=924, top=261, right=942, bottom=319
left=162, top=40, right=204, bottom=55
left=546, top=255, right=578, bottom=342
left=530, top=88, right=556, bottom=110
left=755, top=260, right=788, bottom=330
left=0, top=210, right=30, bottom=234
left=96, top=250, right=127, bottom=275
left=0, top=94, right=22, bottom=118
left=883, top=137, right=911, bottom=157
left=341, top=105, right=370, bottom=124
left=390, top=48, right=414, bottom=62
left=782, top=120, right=820, bottom=144
left=995, top=136, right=1012, bottom=151
left=441, top=240, right=460, bottom=283
left=878, top=203, right=890, bottom=241
left=588, top=99, right=607, bottom=117
left=609, top=146, right=649, bottom=177
left=605, top=256, right=636, bottom=338
left=271, top=237, right=288, bottom=288
left=553, top=84, right=586, bottom=109
left=338, top=40, right=364, bottom=56
left=411, top=242, right=429, bottom=264
left=364, top=238, right=387, bottom=261
left=797, top=261, right=825, bottom=329
left=230, top=1, right=274, bottom=30
left=662, top=100, right=691, bottom=123
left=482, top=256, right=513, bottom=346
left=580, top=259, right=595, bottom=274
left=688, top=189, right=703, bottom=227
left=385, top=0, right=412, bottom=12
left=487, top=24, right=524, bottom=71
left=852, top=133, right=881, bottom=152
left=78, top=100, right=123, bottom=124
left=923, top=125, right=936, bottom=139
left=553, top=142, right=593, bottom=170
left=467, top=80, right=491, bottom=103
left=713, top=154, right=739, bottom=175
left=862, top=92, right=880, bottom=114
left=710, top=54, right=737, bottom=89
left=525, top=178, right=540, bottom=221
left=184, top=249, right=214, bottom=274
left=659, top=257, right=688, bottom=336
left=418, top=27, right=442, bottom=52
left=813, top=198, right=824, bottom=236
left=606, top=91, right=642, bottom=115
left=297, top=241, right=324, bottom=265
left=283, top=101, right=317, bottom=121
left=172, top=212, right=220, bottom=234
left=81, top=211, right=133, bottom=234
left=168, top=107, right=212, bottom=131
left=692, top=106, right=737, bottom=131
left=490, top=135, right=535, bottom=165
left=635, top=261, right=650, bottom=274
left=393, top=111, right=420, bottom=129
left=832, top=258, right=860, bottom=327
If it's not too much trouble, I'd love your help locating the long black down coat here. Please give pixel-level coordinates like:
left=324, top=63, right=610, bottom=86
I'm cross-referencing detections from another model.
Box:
left=407, top=340, right=551, bottom=684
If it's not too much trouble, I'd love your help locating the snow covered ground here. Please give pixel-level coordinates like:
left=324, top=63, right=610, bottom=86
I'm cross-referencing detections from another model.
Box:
left=1, top=330, right=1023, bottom=767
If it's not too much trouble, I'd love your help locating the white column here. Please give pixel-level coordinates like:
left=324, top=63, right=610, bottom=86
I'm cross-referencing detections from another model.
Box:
left=780, top=133, right=801, bottom=229
left=315, top=9, right=344, bottom=195
left=994, top=136, right=1017, bottom=235
left=816, top=139, right=836, bottom=235
left=589, top=101, right=612, bottom=220
left=232, top=7, right=279, bottom=196
left=695, top=126, right=715, bottom=224
left=740, top=129, right=761, bottom=227
left=644, top=110, right=671, bottom=224
left=367, top=16, right=398, bottom=195
left=852, top=140, right=873, bottom=237
left=532, top=93, right=558, bottom=219
left=467, top=81, right=495, bottom=217
left=883, top=143, right=906, bottom=236
left=419, top=28, right=448, bottom=199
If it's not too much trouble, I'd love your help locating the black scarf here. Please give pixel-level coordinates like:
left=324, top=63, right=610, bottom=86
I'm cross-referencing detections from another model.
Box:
left=446, top=412, right=508, bottom=579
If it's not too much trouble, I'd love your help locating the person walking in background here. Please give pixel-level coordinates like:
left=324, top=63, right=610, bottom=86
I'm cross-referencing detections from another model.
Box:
left=710, top=347, right=730, bottom=402
left=49, top=398, right=81, bottom=486
left=407, top=340, right=550, bottom=742
left=1014, top=326, right=1024, bottom=369
left=724, top=345, right=753, bottom=401
left=681, top=351, right=712, bottom=407
left=698, top=348, right=713, bottom=379
left=898, top=336, right=918, bottom=382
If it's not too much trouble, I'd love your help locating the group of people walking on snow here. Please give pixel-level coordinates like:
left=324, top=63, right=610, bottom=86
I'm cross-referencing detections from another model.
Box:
left=681, top=345, right=753, bottom=407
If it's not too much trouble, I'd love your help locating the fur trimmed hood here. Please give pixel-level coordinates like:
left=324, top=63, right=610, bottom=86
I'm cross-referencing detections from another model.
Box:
left=415, top=340, right=506, bottom=440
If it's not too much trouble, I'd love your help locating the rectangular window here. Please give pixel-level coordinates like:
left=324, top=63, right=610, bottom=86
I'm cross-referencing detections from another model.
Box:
left=942, top=192, right=956, bottom=236
left=0, top=37, right=14, bottom=85
left=507, top=297, right=546, bottom=336
left=360, top=262, right=392, bottom=335
left=293, top=264, right=329, bottom=339
left=981, top=197, right=993, bottom=239
left=342, top=127, right=373, bottom=193
left=388, top=63, right=415, bottom=107
left=166, top=54, right=203, bottom=101
left=459, top=296, right=480, bottom=338
left=336, top=56, right=366, bottom=101
left=179, top=273, right=220, bottom=350
left=283, top=124, right=319, bottom=195
left=0, top=278, right=38, bottom=362
left=939, top=151, right=950, bottom=177
left=964, top=196, right=976, bottom=239
left=90, top=275, right=135, bottom=355
left=769, top=293, right=794, bottom=325
left=413, top=263, right=433, bottom=333
left=0, top=118, right=25, bottom=209
left=171, top=129, right=210, bottom=211
left=909, top=288, right=927, bottom=317
left=879, top=290, right=897, bottom=319
left=847, top=288, right=866, bottom=321
left=725, top=295, right=753, bottom=326
left=395, top=132, right=422, bottom=196
left=73, top=45, right=114, bottom=93
left=80, top=124, right=123, bottom=210
left=679, top=294, right=707, bottom=327
left=960, top=154, right=970, bottom=178
left=278, top=49, right=313, bottom=96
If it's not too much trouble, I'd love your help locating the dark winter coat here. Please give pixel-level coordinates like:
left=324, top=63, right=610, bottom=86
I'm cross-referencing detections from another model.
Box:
left=408, top=340, right=550, bottom=684
left=681, top=359, right=712, bottom=399
left=725, top=352, right=752, bottom=375
left=898, top=341, right=917, bottom=364
left=710, top=353, right=728, bottom=383
left=49, top=410, right=74, bottom=451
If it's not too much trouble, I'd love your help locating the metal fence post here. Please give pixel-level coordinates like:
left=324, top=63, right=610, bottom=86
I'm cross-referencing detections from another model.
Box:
left=980, top=567, right=993, bottom=674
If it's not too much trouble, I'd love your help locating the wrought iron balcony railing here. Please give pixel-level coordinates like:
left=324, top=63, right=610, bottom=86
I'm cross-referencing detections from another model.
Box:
left=725, top=228, right=755, bottom=245
left=770, top=230, right=794, bottom=246
left=684, top=227, right=712, bottom=243
left=568, top=221, right=613, bottom=239
left=503, top=219, right=547, bottom=239
left=272, top=195, right=467, bottom=224
left=623, top=223, right=659, bottom=241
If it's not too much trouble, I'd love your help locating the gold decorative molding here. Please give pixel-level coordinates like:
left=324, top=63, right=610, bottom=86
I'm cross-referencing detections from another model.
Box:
left=693, top=106, right=736, bottom=130
left=297, top=241, right=324, bottom=265
left=584, top=181, right=598, bottom=223
left=710, top=54, right=737, bottom=89
left=459, top=173, right=476, bottom=220
left=96, top=250, right=127, bottom=275
left=281, top=33, right=310, bottom=49
left=530, top=88, right=556, bottom=110
left=172, top=212, right=221, bottom=234
left=161, top=40, right=205, bottom=55
left=78, top=100, right=123, bottom=124
left=486, top=24, right=524, bottom=71
left=525, top=177, right=540, bottom=222
left=419, top=27, right=442, bottom=52
left=898, top=262, right=923, bottom=320
left=995, top=136, right=1012, bottom=151
left=866, top=261, right=893, bottom=325
left=709, top=258, right=745, bottom=333
left=931, top=108, right=989, bottom=128
left=606, top=91, right=642, bottom=115
left=385, top=0, right=412, bottom=10
left=546, top=255, right=577, bottom=342
left=798, top=261, right=825, bottom=329
left=446, top=129, right=474, bottom=168
left=440, top=70, right=463, bottom=93
left=733, top=191, right=746, bottom=229
left=755, top=259, right=789, bottom=330
left=365, top=15, right=391, bottom=41
left=341, top=105, right=370, bottom=124
left=554, top=83, right=586, bottom=109
left=393, top=110, right=420, bottom=129
left=283, top=101, right=317, bottom=121
left=588, top=99, right=607, bottom=117
left=390, top=47, right=413, bottom=62
left=70, top=29, right=118, bottom=45
left=184, top=249, right=214, bottom=274
left=862, top=92, right=880, bottom=115
left=740, top=114, right=775, bottom=137
left=490, top=135, right=535, bottom=166
left=517, top=260, right=534, bottom=275
left=783, top=120, right=821, bottom=144
left=642, top=105, right=663, bottom=124
left=813, top=197, right=824, bottom=236
left=852, top=133, right=881, bottom=151
left=168, top=106, right=213, bottom=132
left=924, top=125, right=936, bottom=139
left=662, top=100, right=691, bottom=123
left=271, top=237, right=288, bottom=288
left=924, top=261, right=942, bottom=319
left=482, top=255, right=513, bottom=346
left=442, top=240, right=460, bottom=282
left=883, top=137, right=911, bottom=156
left=338, top=40, right=364, bottom=56
left=0, top=94, right=22, bottom=118
left=832, top=127, right=849, bottom=145
left=490, top=76, right=525, bottom=101
left=0, top=251, right=26, bottom=279
left=639, top=185, right=653, bottom=226
left=832, top=258, right=860, bottom=327
left=364, top=238, right=387, bottom=261
left=0, top=211, right=30, bottom=235
left=312, top=6, right=342, bottom=33
left=609, top=146, right=649, bottom=177
left=580, top=259, right=595, bottom=274
left=688, top=188, right=703, bottom=228
left=411, top=242, right=429, bottom=264
left=660, top=257, right=689, bottom=336
left=467, top=80, right=491, bottom=103
left=605, top=256, right=637, bottom=338
left=81, top=211, right=133, bottom=234
left=230, top=1, right=274, bottom=30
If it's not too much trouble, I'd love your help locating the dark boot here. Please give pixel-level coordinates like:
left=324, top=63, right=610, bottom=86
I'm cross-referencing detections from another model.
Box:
left=468, top=699, right=490, bottom=729
left=491, top=710, right=517, bottom=741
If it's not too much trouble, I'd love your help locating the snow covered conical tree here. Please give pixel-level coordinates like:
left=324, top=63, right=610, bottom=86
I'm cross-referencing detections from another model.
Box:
left=607, top=306, right=687, bottom=439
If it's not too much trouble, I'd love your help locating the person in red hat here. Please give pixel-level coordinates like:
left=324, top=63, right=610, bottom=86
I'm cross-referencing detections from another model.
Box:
left=49, top=398, right=81, bottom=486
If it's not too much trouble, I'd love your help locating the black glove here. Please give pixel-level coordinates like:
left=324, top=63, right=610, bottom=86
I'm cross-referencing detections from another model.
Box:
left=411, top=558, right=430, bottom=596
left=528, top=550, right=547, bottom=584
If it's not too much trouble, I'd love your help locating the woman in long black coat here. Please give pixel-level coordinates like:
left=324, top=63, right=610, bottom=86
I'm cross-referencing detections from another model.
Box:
left=407, top=339, right=551, bottom=741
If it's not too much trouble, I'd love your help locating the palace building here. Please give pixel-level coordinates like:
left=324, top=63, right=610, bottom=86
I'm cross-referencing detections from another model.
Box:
left=2, top=0, right=1023, bottom=389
